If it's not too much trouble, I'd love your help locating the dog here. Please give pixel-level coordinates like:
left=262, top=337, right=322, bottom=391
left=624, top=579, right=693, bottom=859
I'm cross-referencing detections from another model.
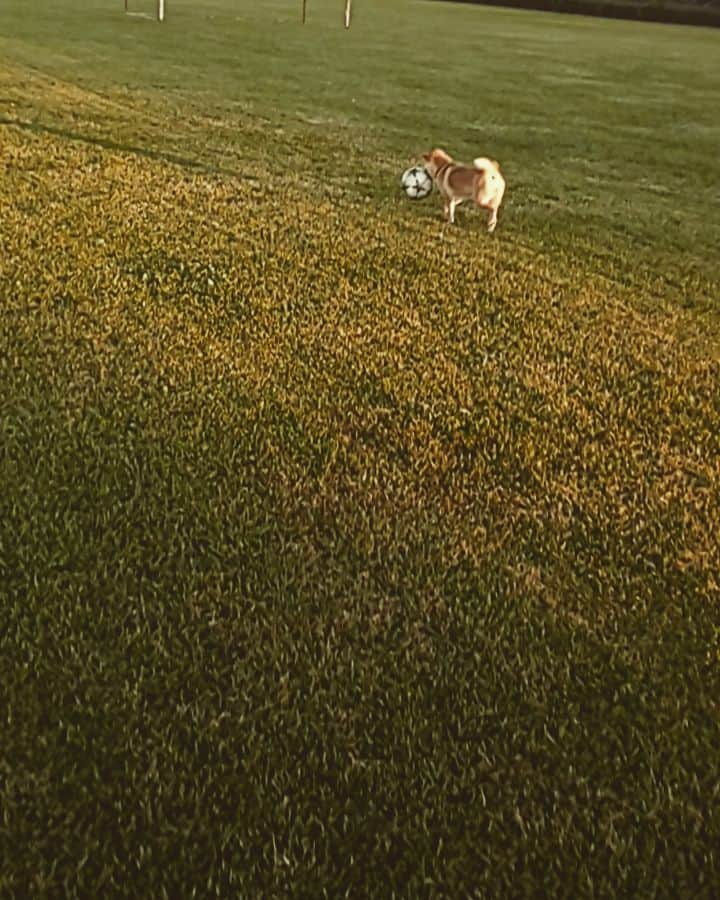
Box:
left=422, top=148, right=506, bottom=232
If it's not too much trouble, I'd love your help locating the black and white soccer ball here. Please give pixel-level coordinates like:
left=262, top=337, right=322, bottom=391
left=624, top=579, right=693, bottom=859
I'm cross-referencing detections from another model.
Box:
left=400, top=165, right=433, bottom=200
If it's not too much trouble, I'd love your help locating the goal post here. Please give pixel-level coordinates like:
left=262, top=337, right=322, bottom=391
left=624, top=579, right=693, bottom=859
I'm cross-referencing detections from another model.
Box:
left=301, top=0, right=353, bottom=27
left=124, top=0, right=166, bottom=21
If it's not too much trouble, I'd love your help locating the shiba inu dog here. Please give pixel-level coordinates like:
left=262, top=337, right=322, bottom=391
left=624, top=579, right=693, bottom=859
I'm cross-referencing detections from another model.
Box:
left=422, top=148, right=506, bottom=232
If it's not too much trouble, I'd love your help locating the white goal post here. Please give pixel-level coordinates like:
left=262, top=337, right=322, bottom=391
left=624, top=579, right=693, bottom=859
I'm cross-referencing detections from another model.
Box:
left=302, top=0, right=353, bottom=27
left=124, top=0, right=165, bottom=21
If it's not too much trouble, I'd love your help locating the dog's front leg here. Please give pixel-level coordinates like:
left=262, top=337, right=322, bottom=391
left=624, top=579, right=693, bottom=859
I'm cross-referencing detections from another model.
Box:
left=448, top=198, right=458, bottom=225
left=487, top=207, right=498, bottom=233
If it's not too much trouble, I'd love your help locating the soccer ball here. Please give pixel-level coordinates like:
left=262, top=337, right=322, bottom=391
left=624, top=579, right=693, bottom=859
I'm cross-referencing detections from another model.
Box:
left=401, top=165, right=433, bottom=200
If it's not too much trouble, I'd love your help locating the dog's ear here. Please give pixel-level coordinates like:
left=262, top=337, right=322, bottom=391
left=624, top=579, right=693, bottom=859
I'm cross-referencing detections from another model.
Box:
left=492, top=159, right=501, bottom=170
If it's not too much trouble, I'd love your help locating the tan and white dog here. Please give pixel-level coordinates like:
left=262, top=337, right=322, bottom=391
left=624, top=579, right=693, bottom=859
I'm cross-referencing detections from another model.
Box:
left=422, top=148, right=506, bottom=232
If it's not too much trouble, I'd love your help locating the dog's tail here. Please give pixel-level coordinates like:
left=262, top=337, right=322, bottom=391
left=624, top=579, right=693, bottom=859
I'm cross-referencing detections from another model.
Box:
left=473, top=157, right=499, bottom=172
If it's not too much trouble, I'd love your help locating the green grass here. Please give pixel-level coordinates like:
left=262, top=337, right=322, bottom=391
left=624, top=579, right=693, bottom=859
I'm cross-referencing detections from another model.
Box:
left=1, top=0, right=719, bottom=896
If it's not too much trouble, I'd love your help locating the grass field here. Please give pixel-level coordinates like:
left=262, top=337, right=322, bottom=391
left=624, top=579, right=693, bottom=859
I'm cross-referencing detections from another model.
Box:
left=1, top=0, right=720, bottom=895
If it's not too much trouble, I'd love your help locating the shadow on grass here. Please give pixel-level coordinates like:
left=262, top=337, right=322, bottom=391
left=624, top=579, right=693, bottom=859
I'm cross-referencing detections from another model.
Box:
left=0, top=115, right=259, bottom=182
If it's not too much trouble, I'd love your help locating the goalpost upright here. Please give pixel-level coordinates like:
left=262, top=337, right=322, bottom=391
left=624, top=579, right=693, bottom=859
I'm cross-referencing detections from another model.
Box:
left=124, top=0, right=165, bottom=21
left=302, top=0, right=354, bottom=28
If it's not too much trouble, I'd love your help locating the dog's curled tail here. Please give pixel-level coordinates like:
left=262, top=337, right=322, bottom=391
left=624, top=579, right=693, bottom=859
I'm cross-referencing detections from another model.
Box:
left=473, top=157, right=498, bottom=172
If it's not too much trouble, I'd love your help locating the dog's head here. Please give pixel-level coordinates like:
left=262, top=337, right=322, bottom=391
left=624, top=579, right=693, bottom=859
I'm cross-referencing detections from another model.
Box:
left=422, top=148, right=453, bottom=177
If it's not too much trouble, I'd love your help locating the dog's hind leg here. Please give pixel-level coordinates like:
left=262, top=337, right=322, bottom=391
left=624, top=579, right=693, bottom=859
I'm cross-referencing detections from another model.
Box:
left=487, top=206, right=498, bottom=233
